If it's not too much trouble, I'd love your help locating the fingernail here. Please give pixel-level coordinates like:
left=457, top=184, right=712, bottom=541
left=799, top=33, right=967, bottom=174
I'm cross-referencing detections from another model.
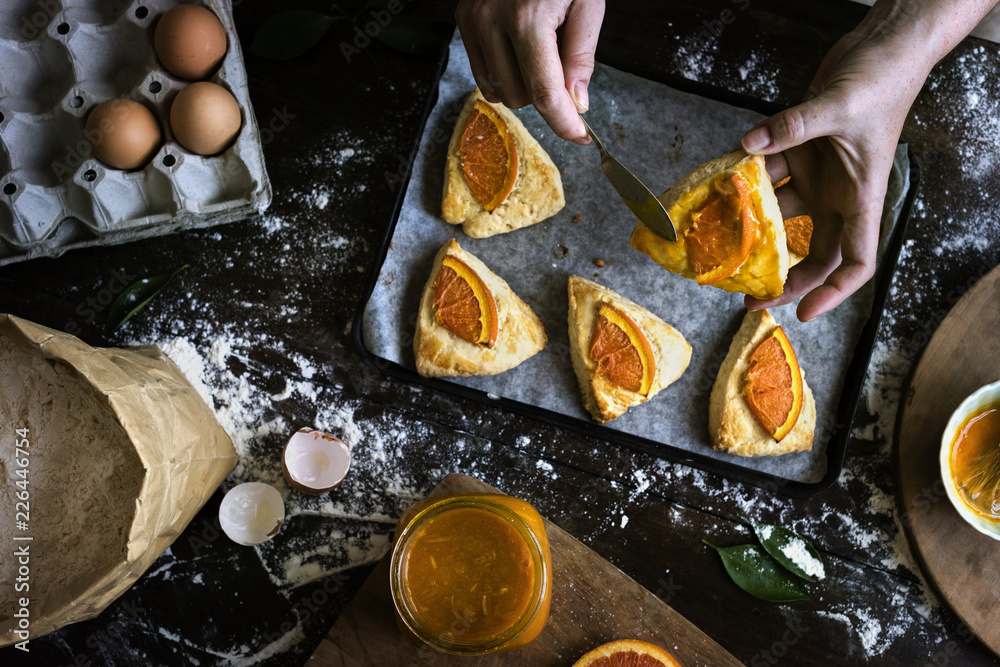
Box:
left=573, top=81, right=589, bottom=112
left=742, top=124, right=771, bottom=154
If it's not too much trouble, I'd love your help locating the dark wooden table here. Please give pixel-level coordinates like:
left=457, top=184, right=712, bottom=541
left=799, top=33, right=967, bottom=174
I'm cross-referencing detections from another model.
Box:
left=3, top=1, right=999, bottom=665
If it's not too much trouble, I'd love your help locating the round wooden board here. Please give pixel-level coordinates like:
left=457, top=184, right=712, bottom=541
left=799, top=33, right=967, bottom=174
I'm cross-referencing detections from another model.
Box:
left=896, top=263, right=1000, bottom=654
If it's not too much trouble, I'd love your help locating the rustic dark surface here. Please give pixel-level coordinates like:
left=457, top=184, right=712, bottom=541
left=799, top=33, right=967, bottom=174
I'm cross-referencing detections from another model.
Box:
left=2, top=0, right=999, bottom=665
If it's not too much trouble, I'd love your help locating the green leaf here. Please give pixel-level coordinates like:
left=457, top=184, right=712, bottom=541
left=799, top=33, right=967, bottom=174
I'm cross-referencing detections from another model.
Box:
left=743, top=517, right=826, bottom=582
left=372, top=16, right=453, bottom=56
left=703, top=541, right=811, bottom=602
left=106, top=265, right=188, bottom=334
left=250, top=10, right=343, bottom=61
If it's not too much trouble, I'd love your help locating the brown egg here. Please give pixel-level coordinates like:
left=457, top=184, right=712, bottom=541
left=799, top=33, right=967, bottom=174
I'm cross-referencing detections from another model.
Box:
left=86, top=98, right=162, bottom=170
left=170, top=82, right=242, bottom=155
left=154, top=5, right=228, bottom=80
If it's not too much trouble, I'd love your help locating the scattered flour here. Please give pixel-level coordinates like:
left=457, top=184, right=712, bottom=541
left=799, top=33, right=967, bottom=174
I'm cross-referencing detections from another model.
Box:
left=780, top=537, right=825, bottom=580
left=672, top=35, right=783, bottom=102
left=143, top=318, right=453, bottom=573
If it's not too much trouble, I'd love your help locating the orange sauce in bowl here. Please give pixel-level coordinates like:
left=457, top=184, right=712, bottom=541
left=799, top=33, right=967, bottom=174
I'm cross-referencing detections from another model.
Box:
left=390, top=494, right=551, bottom=654
left=402, top=506, right=534, bottom=642
left=951, top=401, right=1000, bottom=519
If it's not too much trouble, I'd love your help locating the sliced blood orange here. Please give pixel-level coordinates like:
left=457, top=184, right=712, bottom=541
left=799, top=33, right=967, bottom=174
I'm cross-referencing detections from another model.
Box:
left=743, top=326, right=804, bottom=441
left=573, top=638, right=683, bottom=667
left=432, top=255, right=498, bottom=348
left=589, top=303, right=655, bottom=395
left=459, top=100, right=518, bottom=212
left=684, top=172, right=759, bottom=285
left=784, top=214, right=813, bottom=258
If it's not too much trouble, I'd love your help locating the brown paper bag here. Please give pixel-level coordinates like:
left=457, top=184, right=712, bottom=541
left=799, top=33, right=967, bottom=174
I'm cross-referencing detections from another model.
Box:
left=0, top=314, right=238, bottom=646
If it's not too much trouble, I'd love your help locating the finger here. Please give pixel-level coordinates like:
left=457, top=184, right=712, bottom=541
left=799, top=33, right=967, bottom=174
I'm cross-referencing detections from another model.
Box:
left=796, top=202, right=882, bottom=321
left=741, top=96, right=843, bottom=156
left=458, top=26, right=498, bottom=101
left=774, top=186, right=808, bottom=219
left=763, top=152, right=789, bottom=184
left=511, top=20, right=588, bottom=143
left=744, top=249, right=839, bottom=312
left=745, top=209, right=843, bottom=312
left=455, top=4, right=497, bottom=100
left=480, top=29, right=529, bottom=109
left=559, top=0, right=604, bottom=113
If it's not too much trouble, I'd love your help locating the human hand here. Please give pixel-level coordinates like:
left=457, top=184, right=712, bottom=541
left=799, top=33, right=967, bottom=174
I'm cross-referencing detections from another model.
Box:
left=454, top=0, right=605, bottom=144
left=741, top=29, right=930, bottom=321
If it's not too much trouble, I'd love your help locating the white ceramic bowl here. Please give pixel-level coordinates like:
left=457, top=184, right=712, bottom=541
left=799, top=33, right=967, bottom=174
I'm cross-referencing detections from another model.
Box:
left=940, top=379, right=1000, bottom=541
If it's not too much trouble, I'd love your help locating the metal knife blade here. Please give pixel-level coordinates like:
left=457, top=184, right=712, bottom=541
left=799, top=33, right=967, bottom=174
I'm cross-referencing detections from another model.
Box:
left=580, top=115, right=678, bottom=242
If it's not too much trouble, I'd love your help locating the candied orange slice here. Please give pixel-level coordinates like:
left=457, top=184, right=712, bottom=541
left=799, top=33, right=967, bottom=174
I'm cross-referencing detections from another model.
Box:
left=589, top=303, right=655, bottom=395
left=573, top=639, right=682, bottom=667
left=432, top=255, right=498, bottom=348
left=684, top=172, right=759, bottom=285
left=784, top=214, right=813, bottom=257
left=743, top=326, right=804, bottom=441
left=459, top=100, right=518, bottom=212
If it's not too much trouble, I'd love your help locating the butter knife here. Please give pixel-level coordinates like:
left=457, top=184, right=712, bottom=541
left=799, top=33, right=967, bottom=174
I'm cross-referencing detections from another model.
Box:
left=580, top=115, right=678, bottom=242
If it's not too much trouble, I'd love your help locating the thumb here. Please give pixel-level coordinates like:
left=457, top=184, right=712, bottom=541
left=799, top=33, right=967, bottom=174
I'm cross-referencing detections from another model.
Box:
left=560, top=0, right=604, bottom=112
left=741, top=96, right=841, bottom=155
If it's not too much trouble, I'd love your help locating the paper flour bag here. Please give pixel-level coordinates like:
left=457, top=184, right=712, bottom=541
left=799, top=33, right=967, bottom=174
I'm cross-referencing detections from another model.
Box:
left=0, top=314, right=238, bottom=646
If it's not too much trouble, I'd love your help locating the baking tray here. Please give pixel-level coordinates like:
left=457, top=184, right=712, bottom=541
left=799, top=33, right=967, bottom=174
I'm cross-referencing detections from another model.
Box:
left=351, top=33, right=919, bottom=498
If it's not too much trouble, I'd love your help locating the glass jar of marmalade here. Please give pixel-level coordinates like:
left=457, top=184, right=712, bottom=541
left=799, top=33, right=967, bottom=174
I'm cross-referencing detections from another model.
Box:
left=389, top=493, right=552, bottom=655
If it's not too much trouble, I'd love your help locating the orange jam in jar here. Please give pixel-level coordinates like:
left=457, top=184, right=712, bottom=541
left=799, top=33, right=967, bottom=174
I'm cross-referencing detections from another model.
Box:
left=951, top=401, right=1000, bottom=520
left=390, top=494, right=552, bottom=654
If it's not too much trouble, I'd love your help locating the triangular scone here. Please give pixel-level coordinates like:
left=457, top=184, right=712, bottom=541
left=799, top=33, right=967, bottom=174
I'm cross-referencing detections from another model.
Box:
left=414, top=239, right=546, bottom=377
left=630, top=149, right=789, bottom=300
left=709, top=309, right=816, bottom=457
left=442, top=89, right=565, bottom=238
left=567, top=275, right=691, bottom=423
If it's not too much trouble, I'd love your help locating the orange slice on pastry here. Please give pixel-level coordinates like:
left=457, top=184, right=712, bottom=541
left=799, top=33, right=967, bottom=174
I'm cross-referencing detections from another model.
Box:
left=743, top=325, right=804, bottom=441
left=590, top=302, right=656, bottom=396
left=433, top=255, right=498, bottom=348
left=459, top=100, right=518, bottom=212
left=684, top=172, right=760, bottom=285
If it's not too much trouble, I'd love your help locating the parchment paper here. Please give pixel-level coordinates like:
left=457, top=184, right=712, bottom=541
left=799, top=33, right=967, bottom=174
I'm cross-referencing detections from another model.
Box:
left=363, top=34, right=909, bottom=484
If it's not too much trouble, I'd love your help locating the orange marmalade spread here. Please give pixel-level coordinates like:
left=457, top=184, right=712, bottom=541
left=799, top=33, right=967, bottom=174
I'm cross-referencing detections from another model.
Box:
left=951, top=401, right=1000, bottom=520
left=390, top=494, right=552, bottom=654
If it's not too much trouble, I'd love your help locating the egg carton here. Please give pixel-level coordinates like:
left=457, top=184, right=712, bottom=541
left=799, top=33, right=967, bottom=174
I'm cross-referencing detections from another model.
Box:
left=0, top=0, right=271, bottom=266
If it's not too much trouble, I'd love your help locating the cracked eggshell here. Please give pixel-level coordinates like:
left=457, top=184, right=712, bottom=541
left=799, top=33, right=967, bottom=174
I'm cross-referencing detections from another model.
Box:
left=219, top=482, right=284, bottom=546
left=282, top=427, right=352, bottom=495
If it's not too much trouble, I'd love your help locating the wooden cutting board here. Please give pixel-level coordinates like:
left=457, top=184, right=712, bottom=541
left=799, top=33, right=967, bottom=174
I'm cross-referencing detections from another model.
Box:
left=308, top=473, right=740, bottom=666
left=896, top=263, right=1000, bottom=655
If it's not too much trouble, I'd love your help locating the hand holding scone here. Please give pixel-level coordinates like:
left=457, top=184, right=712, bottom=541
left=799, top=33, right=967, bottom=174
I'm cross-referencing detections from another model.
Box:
left=741, top=0, right=998, bottom=321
